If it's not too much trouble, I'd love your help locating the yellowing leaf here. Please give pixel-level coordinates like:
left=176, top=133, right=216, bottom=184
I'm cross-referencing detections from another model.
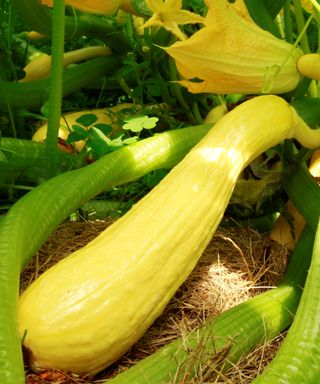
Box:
left=301, top=0, right=315, bottom=13
left=164, top=0, right=303, bottom=94
left=39, top=0, right=121, bottom=15
left=140, top=0, right=204, bottom=40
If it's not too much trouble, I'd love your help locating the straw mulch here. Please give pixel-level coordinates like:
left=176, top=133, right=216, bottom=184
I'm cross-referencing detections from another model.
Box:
left=22, top=220, right=289, bottom=384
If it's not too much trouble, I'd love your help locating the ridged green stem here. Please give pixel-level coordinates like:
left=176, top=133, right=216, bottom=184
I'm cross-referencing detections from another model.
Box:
left=45, top=0, right=65, bottom=178
left=0, top=123, right=211, bottom=384
left=252, top=218, right=320, bottom=383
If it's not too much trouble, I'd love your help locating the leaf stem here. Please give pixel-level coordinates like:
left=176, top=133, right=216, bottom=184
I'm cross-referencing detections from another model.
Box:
left=168, top=58, right=197, bottom=124
left=292, top=0, right=311, bottom=53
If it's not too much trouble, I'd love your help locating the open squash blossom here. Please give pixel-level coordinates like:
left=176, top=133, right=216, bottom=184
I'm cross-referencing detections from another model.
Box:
left=39, top=0, right=121, bottom=15
left=139, top=0, right=204, bottom=41
left=164, top=0, right=310, bottom=94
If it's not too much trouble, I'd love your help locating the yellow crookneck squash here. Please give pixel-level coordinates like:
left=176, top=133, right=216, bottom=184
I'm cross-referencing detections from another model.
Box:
left=19, top=95, right=320, bottom=375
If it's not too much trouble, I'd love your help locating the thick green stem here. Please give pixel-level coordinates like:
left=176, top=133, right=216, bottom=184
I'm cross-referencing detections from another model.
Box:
left=252, top=220, right=320, bottom=383
left=45, top=0, right=65, bottom=179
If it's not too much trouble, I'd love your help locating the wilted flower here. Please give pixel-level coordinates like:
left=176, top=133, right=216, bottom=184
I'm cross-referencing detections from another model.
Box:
left=165, top=0, right=304, bottom=94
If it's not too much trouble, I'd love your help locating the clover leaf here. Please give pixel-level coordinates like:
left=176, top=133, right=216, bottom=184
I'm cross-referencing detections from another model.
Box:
left=122, top=115, right=158, bottom=133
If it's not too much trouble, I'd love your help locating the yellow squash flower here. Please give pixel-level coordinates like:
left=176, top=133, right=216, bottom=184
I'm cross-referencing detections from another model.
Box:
left=165, top=0, right=305, bottom=94
left=139, top=0, right=204, bottom=40
left=39, top=0, right=121, bottom=15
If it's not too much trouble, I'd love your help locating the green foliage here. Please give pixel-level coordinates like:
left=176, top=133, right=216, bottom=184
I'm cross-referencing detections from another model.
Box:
left=64, top=111, right=159, bottom=160
left=75, top=113, right=98, bottom=127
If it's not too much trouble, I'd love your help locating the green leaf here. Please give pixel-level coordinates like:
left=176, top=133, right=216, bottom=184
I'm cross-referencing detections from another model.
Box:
left=146, top=81, right=162, bottom=97
left=264, top=0, right=286, bottom=18
left=143, top=117, right=159, bottom=129
left=88, top=126, right=109, bottom=142
left=66, top=131, right=85, bottom=144
left=243, top=0, right=281, bottom=37
left=87, top=127, right=114, bottom=158
left=40, top=100, right=50, bottom=118
left=65, top=125, right=89, bottom=144
left=291, top=98, right=320, bottom=128
left=76, top=113, right=98, bottom=127
left=71, top=124, right=89, bottom=136
left=143, top=169, right=168, bottom=188
left=106, top=135, right=126, bottom=151
left=93, top=123, right=113, bottom=136
left=123, top=115, right=159, bottom=132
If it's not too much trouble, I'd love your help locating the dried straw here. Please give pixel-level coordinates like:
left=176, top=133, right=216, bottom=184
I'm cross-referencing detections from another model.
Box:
left=23, top=220, right=289, bottom=384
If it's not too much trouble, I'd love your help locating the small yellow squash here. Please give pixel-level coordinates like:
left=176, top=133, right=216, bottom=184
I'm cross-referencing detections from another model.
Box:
left=32, top=104, right=133, bottom=152
left=20, top=46, right=111, bottom=83
left=19, top=95, right=320, bottom=375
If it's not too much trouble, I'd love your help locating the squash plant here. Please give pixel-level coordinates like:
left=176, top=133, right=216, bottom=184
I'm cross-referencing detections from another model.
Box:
left=1, top=0, right=320, bottom=383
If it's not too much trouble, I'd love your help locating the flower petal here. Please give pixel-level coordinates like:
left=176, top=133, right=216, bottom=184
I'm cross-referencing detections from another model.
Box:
left=40, top=0, right=121, bottom=15
left=165, top=0, right=302, bottom=94
left=141, top=0, right=204, bottom=40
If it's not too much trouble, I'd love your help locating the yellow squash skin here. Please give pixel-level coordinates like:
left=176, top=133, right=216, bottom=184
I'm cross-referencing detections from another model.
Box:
left=20, top=46, right=111, bottom=83
left=19, top=95, right=320, bottom=375
left=32, top=104, right=133, bottom=152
